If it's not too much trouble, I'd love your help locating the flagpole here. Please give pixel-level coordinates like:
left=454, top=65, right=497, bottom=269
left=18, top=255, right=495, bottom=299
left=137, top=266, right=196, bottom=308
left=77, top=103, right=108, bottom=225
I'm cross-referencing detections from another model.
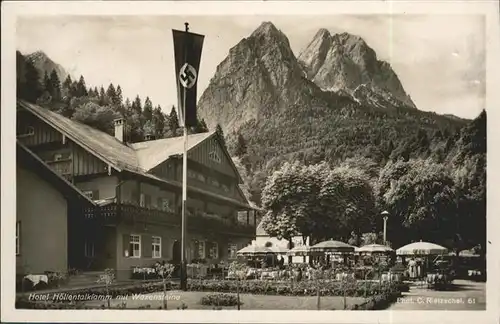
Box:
left=180, top=21, right=189, bottom=291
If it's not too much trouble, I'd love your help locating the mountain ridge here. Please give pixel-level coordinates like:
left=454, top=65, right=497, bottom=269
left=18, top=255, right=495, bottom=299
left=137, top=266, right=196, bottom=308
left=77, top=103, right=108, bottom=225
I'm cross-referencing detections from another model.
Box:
left=22, top=50, right=69, bottom=82
left=298, top=29, right=416, bottom=110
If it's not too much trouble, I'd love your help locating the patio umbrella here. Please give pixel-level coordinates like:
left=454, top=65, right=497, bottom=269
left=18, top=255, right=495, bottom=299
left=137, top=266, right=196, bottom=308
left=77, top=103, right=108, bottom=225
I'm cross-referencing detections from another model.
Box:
left=396, top=241, right=448, bottom=256
left=237, top=245, right=274, bottom=256
left=269, top=246, right=290, bottom=255
left=287, top=245, right=312, bottom=256
left=310, top=240, right=356, bottom=253
left=357, top=244, right=394, bottom=254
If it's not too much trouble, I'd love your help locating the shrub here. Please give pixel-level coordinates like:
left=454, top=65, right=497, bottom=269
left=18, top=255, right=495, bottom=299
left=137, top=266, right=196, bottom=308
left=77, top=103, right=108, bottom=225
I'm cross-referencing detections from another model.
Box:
left=186, top=279, right=407, bottom=298
left=201, top=293, right=241, bottom=307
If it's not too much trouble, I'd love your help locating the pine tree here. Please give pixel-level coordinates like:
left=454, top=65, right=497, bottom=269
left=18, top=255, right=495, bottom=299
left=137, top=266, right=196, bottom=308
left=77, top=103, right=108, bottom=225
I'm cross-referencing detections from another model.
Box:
left=106, top=83, right=117, bottom=105
left=215, top=124, right=226, bottom=147
left=152, top=106, right=166, bottom=139
left=23, top=60, right=42, bottom=102
left=76, top=75, right=88, bottom=97
left=99, top=86, right=108, bottom=106
left=143, top=97, right=153, bottom=121
left=133, top=95, right=142, bottom=115
left=168, top=106, right=179, bottom=132
left=116, top=85, right=123, bottom=107
left=70, top=81, right=79, bottom=97
left=199, top=119, right=209, bottom=132
left=43, top=71, right=52, bottom=95
left=124, top=98, right=132, bottom=111
left=235, top=133, right=248, bottom=157
left=62, top=75, right=72, bottom=98
left=49, top=69, right=61, bottom=102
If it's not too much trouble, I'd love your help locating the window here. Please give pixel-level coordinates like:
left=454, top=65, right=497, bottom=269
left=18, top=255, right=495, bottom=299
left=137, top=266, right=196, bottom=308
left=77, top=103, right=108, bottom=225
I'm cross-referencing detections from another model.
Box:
left=83, top=191, right=94, bottom=199
left=228, top=243, right=237, bottom=259
left=152, top=236, right=161, bottom=258
left=16, top=221, right=20, bottom=255
left=209, top=151, right=221, bottom=163
left=129, top=235, right=141, bottom=258
left=84, top=240, right=95, bottom=257
left=209, top=242, right=219, bottom=259
left=198, top=241, right=206, bottom=259
left=161, top=198, right=170, bottom=211
left=144, top=194, right=151, bottom=207
left=157, top=197, right=171, bottom=211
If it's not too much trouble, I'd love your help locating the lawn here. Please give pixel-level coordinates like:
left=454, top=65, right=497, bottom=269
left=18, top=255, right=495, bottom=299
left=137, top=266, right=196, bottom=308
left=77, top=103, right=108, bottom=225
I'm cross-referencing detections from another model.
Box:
left=85, top=290, right=368, bottom=310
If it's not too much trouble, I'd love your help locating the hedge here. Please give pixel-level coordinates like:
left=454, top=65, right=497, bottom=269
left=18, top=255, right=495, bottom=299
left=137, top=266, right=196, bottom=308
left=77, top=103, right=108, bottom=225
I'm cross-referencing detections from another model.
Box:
left=200, top=293, right=242, bottom=307
left=187, top=279, right=408, bottom=297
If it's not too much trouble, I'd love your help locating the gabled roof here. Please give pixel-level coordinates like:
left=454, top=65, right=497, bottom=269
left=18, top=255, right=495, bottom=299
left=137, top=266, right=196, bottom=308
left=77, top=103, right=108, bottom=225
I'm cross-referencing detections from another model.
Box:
left=17, top=141, right=96, bottom=206
left=18, top=100, right=256, bottom=208
left=131, top=131, right=214, bottom=171
left=18, top=100, right=140, bottom=172
left=18, top=100, right=214, bottom=173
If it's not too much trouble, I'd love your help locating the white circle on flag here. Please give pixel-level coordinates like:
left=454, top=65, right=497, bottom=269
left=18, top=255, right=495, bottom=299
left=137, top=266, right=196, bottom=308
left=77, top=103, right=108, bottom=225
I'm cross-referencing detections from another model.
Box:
left=179, top=63, right=198, bottom=89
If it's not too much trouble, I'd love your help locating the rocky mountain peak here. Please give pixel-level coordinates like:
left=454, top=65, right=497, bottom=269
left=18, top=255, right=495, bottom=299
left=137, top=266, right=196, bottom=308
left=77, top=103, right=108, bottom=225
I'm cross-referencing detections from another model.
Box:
left=299, top=29, right=416, bottom=109
left=198, top=22, right=331, bottom=133
left=315, top=28, right=331, bottom=40
left=27, top=50, right=49, bottom=61
left=251, top=21, right=280, bottom=37
left=24, top=50, right=68, bottom=81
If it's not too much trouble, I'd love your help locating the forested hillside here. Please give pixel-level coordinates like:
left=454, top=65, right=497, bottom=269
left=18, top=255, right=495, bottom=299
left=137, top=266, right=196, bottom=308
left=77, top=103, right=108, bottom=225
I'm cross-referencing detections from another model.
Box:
left=16, top=50, right=212, bottom=143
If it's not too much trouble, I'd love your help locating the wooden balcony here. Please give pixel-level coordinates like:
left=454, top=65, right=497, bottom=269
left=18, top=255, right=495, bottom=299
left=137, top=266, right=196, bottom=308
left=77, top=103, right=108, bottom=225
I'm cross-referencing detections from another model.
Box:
left=83, top=203, right=255, bottom=237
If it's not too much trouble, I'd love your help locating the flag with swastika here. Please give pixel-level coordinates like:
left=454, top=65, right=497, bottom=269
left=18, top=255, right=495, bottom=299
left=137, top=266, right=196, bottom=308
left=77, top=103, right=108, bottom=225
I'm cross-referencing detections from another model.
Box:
left=172, top=27, right=204, bottom=128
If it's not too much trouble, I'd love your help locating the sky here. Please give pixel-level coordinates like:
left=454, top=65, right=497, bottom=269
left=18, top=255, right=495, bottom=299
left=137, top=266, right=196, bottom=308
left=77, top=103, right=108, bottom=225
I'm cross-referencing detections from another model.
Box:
left=16, top=15, right=485, bottom=119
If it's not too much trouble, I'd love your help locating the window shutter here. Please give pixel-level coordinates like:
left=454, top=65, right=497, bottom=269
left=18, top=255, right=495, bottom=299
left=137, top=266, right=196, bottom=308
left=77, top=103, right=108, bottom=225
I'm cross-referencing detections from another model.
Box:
left=92, top=190, right=99, bottom=200
left=123, top=234, right=129, bottom=257
left=142, top=235, right=152, bottom=258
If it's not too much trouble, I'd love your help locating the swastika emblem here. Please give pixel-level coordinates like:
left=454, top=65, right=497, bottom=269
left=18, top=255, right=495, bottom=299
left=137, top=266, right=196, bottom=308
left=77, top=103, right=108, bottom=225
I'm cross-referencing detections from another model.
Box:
left=179, top=63, right=198, bottom=89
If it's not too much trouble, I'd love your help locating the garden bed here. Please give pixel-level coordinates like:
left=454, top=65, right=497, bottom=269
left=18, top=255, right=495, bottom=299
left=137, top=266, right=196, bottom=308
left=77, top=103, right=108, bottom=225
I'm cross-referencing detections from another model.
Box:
left=187, top=279, right=408, bottom=297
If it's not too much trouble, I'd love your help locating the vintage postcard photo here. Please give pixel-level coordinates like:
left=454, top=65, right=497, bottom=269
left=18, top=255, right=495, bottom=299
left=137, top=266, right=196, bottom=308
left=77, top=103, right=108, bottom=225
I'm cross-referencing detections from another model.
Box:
left=1, top=1, right=499, bottom=323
